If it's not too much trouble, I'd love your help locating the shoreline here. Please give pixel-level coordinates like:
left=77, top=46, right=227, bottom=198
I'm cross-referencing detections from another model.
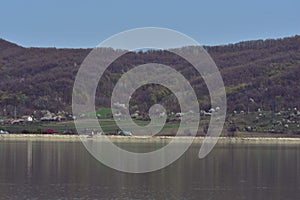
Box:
left=1, top=134, right=300, bottom=144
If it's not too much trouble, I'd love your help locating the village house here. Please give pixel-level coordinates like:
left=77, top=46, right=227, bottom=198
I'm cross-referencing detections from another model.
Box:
left=21, top=115, right=33, bottom=122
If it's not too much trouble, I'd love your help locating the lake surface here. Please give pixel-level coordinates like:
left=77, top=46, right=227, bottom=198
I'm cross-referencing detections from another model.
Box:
left=0, top=140, right=300, bottom=200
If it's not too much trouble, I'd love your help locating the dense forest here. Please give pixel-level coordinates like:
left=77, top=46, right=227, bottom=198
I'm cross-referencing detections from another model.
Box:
left=0, top=36, right=299, bottom=117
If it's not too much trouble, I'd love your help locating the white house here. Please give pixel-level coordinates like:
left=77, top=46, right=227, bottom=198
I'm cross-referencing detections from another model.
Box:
left=22, top=115, right=33, bottom=122
left=175, top=112, right=184, bottom=117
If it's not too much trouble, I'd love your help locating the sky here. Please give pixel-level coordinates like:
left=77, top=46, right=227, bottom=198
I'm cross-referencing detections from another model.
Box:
left=0, top=0, right=299, bottom=48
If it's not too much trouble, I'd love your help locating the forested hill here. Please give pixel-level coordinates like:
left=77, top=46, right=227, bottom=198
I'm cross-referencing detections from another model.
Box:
left=0, top=36, right=299, bottom=116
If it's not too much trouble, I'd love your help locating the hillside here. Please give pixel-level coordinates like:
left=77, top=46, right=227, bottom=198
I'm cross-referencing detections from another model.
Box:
left=0, top=36, right=300, bottom=117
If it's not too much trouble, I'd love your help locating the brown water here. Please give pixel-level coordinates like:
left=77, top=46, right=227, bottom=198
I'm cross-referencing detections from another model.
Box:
left=0, top=140, right=300, bottom=200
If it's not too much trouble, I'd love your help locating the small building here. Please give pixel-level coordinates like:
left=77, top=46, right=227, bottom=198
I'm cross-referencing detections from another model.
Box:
left=175, top=112, right=184, bottom=117
left=21, top=115, right=33, bottom=122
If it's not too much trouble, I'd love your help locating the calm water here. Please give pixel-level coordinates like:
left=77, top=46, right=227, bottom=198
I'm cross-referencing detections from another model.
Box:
left=0, top=140, right=300, bottom=200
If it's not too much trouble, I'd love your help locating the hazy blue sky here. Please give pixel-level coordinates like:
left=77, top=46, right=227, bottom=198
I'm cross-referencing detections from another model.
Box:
left=1, top=0, right=299, bottom=48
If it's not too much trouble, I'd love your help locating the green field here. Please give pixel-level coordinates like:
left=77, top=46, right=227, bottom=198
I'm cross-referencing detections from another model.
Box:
left=0, top=119, right=182, bottom=135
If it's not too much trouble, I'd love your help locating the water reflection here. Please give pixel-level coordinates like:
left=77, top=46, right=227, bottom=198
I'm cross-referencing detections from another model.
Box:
left=0, top=140, right=299, bottom=199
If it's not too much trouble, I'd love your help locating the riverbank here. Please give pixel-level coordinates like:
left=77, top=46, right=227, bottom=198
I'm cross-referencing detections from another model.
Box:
left=1, top=134, right=300, bottom=144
